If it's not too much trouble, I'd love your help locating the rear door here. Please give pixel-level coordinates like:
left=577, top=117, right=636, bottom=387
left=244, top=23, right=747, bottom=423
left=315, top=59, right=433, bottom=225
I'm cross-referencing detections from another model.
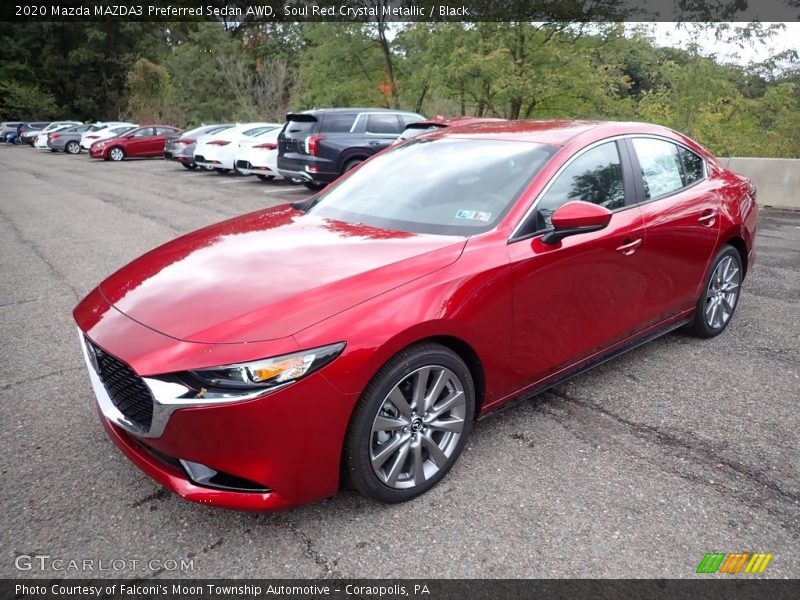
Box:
left=625, top=137, right=720, bottom=328
left=152, top=127, right=178, bottom=155
left=360, top=113, right=404, bottom=152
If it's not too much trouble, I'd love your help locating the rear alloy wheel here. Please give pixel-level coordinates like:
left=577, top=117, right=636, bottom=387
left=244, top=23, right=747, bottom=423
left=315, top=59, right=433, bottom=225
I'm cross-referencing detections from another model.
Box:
left=215, top=168, right=231, bottom=174
left=690, top=245, right=742, bottom=338
left=256, top=174, right=275, bottom=181
left=108, top=147, right=125, bottom=161
left=344, top=343, right=475, bottom=503
left=65, top=141, right=81, bottom=154
left=181, top=162, right=197, bottom=170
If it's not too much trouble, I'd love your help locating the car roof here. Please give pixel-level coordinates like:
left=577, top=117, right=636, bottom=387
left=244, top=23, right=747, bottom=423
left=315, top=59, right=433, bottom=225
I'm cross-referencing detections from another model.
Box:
left=434, top=120, right=682, bottom=146
left=289, top=107, right=419, bottom=116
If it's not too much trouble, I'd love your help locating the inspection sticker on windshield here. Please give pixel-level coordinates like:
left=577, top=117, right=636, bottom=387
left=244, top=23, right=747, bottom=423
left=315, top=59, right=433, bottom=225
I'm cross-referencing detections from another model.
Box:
left=455, top=209, right=492, bottom=222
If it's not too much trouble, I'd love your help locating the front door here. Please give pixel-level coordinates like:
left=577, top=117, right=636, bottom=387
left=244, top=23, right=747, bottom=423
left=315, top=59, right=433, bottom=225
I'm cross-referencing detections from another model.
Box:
left=506, top=140, right=646, bottom=389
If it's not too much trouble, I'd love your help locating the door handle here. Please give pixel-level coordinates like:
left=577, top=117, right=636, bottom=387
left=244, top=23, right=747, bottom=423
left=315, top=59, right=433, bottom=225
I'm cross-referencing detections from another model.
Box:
left=698, top=210, right=717, bottom=225
left=616, top=238, right=642, bottom=256
left=368, top=141, right=383, bottom=146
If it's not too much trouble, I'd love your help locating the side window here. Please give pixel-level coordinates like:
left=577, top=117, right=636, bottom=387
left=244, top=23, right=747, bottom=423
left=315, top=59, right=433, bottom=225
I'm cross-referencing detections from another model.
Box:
left=155, top=127, right=175, bottom=136
left=535, top=142, right=625, bottom=230
left=631, top=138, right=685, bottom=199
left=320, top=113, right=357, bottom=133
left=131, top=128, right=152, bottom=138
left=365, top=114, right=402, bottom=135
left=679, top=146, right=704, bottom=185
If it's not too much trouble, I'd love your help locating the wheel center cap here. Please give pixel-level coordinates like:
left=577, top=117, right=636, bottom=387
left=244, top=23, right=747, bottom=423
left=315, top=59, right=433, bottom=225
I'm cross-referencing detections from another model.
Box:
left=410, top=418, right=423, bottom=433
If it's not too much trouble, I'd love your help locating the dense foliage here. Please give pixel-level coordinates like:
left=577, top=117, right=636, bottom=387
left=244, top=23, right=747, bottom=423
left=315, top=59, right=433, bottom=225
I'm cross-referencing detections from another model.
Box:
left=1, top=21, right=797, bottom=157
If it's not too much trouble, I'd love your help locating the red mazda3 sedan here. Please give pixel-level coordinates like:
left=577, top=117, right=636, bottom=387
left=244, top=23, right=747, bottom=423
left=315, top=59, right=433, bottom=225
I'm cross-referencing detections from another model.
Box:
left=74, top=121, right=758, bottom=510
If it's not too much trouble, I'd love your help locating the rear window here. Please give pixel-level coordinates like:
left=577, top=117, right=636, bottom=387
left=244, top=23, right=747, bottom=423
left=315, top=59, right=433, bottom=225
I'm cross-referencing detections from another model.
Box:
left=320, top=113, right=357, bottom=133
left=284, top=118, right=317, bottom=137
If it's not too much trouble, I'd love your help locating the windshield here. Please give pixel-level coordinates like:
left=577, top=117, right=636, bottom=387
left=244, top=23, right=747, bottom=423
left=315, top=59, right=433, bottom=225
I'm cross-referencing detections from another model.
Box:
left=304, top=138, right=555, bottom=236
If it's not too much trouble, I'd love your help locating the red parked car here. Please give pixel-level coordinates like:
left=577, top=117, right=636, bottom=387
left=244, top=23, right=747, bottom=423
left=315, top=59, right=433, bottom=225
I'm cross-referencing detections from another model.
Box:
left=89, top=125, right=181, bottom=161
left=74, top=120, right=758, bottom=511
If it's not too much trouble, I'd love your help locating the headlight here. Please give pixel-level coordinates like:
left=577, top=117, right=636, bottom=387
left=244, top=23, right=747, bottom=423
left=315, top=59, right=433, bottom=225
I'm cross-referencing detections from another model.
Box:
left=189, top=342, right=345, bottom=390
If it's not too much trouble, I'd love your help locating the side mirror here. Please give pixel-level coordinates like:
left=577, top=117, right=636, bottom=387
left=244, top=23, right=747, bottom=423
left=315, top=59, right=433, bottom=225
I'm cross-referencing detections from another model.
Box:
left=542, top=200, right=612, bottom=244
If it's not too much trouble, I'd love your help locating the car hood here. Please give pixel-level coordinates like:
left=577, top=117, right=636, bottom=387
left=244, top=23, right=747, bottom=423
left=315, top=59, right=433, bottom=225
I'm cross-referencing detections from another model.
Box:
left=99, top=205, right=466, bottom=344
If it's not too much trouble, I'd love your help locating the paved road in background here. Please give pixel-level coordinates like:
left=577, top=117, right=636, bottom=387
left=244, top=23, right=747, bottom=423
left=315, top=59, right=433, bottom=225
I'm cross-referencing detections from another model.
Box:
left=1, top=146, right=798, bottom=578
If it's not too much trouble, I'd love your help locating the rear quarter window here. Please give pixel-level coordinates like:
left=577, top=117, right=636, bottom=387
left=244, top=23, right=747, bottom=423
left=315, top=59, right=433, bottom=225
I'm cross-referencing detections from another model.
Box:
left=365, top=114, right=403, bottom=135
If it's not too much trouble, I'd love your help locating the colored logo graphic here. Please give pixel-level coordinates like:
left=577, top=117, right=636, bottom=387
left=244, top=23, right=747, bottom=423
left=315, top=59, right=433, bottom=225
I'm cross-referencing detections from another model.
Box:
left=696, top=552, right=773, bottom=574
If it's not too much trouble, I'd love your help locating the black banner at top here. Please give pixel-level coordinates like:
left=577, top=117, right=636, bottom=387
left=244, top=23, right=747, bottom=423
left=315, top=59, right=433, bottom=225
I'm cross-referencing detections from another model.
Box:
left=2, top=0, right=800, bottom=23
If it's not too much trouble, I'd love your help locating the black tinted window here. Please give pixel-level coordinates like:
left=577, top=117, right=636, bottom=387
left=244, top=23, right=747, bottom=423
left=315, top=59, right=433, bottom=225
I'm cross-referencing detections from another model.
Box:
left=679, top=147, right=704, bottom=185
left=131, top=128, right=153, bottom=137
left=320, top=113, right=356, bottom=133
left=366, top=114, right=402, bottom=134
left=535, top=142, right=625, bottom=229
left=284, top=119, right=317, bottom=137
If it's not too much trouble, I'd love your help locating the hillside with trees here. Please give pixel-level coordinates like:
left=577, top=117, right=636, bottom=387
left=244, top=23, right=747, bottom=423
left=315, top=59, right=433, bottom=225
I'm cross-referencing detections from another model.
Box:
left=1, top=21, right=797, bottom=157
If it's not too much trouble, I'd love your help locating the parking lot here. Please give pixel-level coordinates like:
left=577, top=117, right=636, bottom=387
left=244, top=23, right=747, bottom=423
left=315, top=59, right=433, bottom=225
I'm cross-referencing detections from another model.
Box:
left=0, top=145, right=798, bottom=579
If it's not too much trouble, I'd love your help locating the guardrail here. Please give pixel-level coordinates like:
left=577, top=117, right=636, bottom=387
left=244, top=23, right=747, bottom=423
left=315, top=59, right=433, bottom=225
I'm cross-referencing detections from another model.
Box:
left=724, top=157, right=800, bottom=210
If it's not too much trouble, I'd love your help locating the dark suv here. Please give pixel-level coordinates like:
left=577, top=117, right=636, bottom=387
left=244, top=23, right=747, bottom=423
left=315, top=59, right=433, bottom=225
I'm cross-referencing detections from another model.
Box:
left=277, top=108, right=424, bottom=190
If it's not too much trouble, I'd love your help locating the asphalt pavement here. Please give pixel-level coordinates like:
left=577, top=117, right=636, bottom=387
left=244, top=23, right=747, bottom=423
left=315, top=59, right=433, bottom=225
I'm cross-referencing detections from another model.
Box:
left=0, top=146, right=797, bottom=579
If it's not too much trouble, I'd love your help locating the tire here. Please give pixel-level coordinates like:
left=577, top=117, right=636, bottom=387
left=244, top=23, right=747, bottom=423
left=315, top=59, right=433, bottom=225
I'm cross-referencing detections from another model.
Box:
left=343, top=158, right=364, bottom=172
left=181, top=162, right=196, bottom=170
left=214, top=168, right=231, bottom=174
left=689, top=244, right=743, bottom=338
left=65, top=141, right=80, bottom=154
left=303, top=181, right=326, bottom=191
left=108, top=146, right=125, bottom=161
left=343, top=342, right=475, bottom=504
left=256, top=174, right=275, bottom=182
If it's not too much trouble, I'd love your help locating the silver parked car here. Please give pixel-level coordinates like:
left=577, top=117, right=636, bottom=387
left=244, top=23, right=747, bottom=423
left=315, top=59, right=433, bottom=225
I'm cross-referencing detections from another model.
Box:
left=47, top=124, right=94, bottom=153
left=164, top=124, right=234, bottom=169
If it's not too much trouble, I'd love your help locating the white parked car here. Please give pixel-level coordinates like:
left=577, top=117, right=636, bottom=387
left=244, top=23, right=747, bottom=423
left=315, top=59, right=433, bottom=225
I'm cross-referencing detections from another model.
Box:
left=234, top=128, right=283, bottom=180
left=34, top=122, right=81, bottom=150
left=80, top=122, right=137, bottom=149
left=194, top=123, right=281, bottom=173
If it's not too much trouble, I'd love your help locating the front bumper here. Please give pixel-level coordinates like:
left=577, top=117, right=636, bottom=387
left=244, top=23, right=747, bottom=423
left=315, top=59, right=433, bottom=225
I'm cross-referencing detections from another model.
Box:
left=76, top=293, right=357, bottom=511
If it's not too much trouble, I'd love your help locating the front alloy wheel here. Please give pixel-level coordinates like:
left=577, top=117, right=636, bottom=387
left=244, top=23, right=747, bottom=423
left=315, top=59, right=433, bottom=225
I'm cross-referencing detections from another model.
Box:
left=344, top=343, right=475, bottom=503
left=108, top=147, right=124, bottom=161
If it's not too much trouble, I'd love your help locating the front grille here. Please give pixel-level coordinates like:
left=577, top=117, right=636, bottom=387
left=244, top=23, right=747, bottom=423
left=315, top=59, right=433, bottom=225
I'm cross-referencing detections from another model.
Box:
left=235, top=159, right=251, bottom=169
left=92, top=343, right=154, bottom=430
